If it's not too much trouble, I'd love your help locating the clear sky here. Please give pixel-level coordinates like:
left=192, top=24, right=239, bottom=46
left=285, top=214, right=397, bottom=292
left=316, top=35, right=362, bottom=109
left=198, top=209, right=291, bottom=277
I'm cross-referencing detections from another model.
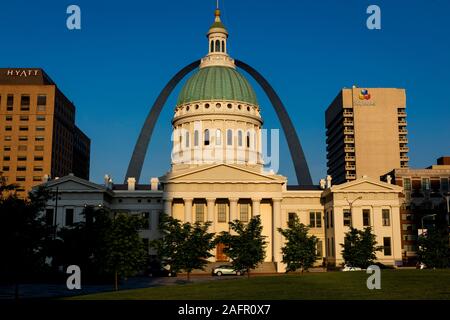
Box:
left=1, top=0, right=449, bottom=185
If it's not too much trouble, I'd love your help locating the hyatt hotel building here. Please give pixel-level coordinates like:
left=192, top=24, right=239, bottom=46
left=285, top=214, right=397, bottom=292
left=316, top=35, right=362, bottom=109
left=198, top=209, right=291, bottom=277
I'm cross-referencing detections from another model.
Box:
left=0, top=68, right=90, bottom=197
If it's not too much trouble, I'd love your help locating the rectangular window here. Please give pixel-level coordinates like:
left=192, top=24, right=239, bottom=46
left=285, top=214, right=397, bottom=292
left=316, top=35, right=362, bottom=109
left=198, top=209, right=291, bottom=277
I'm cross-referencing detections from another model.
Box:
left=326, top=211, right=329, bottom=228
left=309, top=212, right=322, bottom=228
left=330, top=210, right=334, bottom=228
left=65, top=209, right=74, bottom=226
left=403, top=178, right=411, bottom=191
left=35, top=136, right=44, bottom=141
left=3, top=156, right=10, bottom=161
left=218, top=203, right=227, bottom=223
left=34, top=166, right=43, bottom=172
left=45, top=209, right=54, bottom=225
left=382, top=209, right=391, bottom=226
left=34, top=156, right=44, bottom=161
left=36, top=115, right=46, bottom=121
left=19, top=136, right=28, bottom=141
left=331, top=238, right=335, bottom=257
left=195, top=203, right=205, bottom=222
left=20, top=95, right=30, bottom=111
left=5, top=115, right=12, bottom=121
left=3, top=146, right=11, bottom=151
left=316, top=240, right=323, bottom=257
left=16, top=176, right=26, bottom=182
left=17, top=166, right=26, bottom=171
left=20, top=115, right=29, bottom=121
left=383, top=237, right=392, bottom=256
left=2, top=166, right=10, bottom=172
left=240, top=203, right=249, bottom=222
left=19, top=126, right=28, bottom=131
left=141, top=212, right=150, bottom=229
left=422, top=178, right=430, bottom=191
left=5, top=126, right=12, bottom=131
left=288, top=212, right=297, bottom=226
left=343, top=209, right=352, bottom=227
left=37, top=95, right=47, bottom=107
left=18, top=145, right=27, bottom=151
left=35, top=145, right=44, bottom=151
left=363, top=209, right=371, bottom=227
left=17, top=156, right=27, bottom=161
left=7, top=94, right=14, bottom=110
left=33, top=176, right=42, bottom=182
left=441, top=178, right=449, bottom=192
left=4, top=136, right=12, bottom=141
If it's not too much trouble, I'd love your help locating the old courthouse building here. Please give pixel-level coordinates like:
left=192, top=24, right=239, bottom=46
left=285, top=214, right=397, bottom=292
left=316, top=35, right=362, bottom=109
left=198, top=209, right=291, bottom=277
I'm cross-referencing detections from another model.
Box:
left=39, top=8, right=404, bottom=271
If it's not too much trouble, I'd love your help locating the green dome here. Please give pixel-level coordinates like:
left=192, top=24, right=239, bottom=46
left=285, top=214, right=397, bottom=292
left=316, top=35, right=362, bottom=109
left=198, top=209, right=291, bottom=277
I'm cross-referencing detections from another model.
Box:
left=177, top=66, right=258, bottom=106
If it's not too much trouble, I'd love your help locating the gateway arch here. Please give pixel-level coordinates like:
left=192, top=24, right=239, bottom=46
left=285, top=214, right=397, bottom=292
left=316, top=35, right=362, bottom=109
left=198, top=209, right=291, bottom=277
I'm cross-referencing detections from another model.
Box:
left=125, top=60, right=313, bottom=186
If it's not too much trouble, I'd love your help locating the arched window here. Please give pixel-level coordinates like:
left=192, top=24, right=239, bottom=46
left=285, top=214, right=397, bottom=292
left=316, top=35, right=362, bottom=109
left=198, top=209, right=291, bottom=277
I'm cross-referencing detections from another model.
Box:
left=227, top=129, right=233, bottom=146
left=210, top=40, right=214, bottom=52
left=194, top=130, right=199, bottom=147
left=222, top=40, right=225, bottom=53
left=216, top=129, right=222, bottom=146
left=185, top=131, right=190, bottom=148
left=215, top=40, right=220, bottom=52
left=204, top=129, right=210, bottom=146
left=238, top=130, right=243, bottom=147
left=246, top=131, right=250, bottom=148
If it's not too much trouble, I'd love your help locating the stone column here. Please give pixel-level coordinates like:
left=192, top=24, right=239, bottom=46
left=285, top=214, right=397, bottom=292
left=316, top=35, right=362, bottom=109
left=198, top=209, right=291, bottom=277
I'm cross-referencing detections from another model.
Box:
left=252, top=198, right=261, bottom=217
left=163, top=198, right=173, bottom=217
left=207, top=198, right=215, bottom=232
left=272, top=198, right=283, bottom=269
left=184, top=198, right=193, bottom=223
left=229, top=198, right=238, bottom=222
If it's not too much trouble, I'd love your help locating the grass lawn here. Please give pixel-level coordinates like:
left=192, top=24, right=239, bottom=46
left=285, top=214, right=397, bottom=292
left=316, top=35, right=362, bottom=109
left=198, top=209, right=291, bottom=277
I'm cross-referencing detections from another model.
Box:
left=68, top=269, right=450, bottom=300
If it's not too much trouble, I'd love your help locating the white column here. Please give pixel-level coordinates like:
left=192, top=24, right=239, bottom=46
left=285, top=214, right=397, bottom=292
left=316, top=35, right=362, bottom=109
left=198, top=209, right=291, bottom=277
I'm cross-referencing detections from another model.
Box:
left=272, top=198, right=283, bottom=269
left=184, top=198, right=193, bottom=223
left=163, top=198, right=173, bottom=217
left=207, top=198, right=215, bottom=232
left=229, top=198, right=238, bottom=222
left=252, top=198, right=261, bottom=217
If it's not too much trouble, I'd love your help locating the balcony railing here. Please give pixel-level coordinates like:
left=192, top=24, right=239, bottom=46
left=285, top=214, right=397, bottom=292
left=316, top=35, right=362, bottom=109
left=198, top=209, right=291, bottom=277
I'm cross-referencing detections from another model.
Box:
left=344, top=138, right=355, bottom=143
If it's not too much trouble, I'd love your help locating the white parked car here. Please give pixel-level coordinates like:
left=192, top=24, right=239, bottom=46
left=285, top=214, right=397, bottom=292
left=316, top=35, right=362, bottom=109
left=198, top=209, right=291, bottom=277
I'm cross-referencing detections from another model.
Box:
left=212, top=265, right=245, bottom=276
left=341, top=264, right=363, bottom=271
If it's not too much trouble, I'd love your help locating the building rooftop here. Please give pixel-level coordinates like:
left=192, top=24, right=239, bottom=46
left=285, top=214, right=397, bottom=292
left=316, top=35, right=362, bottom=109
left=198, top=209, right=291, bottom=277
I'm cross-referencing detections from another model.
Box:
left=0, top=68, right=55, bottom=85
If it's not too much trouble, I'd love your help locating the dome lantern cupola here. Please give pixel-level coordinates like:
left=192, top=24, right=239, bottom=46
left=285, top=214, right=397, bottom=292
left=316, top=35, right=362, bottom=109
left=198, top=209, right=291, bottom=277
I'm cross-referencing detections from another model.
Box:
left=201, top=4, right=235, bottom=69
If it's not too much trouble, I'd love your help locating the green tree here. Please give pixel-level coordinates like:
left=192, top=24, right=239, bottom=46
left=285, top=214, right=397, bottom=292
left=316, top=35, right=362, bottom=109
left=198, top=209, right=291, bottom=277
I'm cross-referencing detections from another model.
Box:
left=278, top=217, right=318, bottom=273
left=341, top=227, right=382, bottom=268
left=0, top=178, right=52, bottom=299
left=101, top=213, right=148, bottom=290
left=215, top=216, right=267, bottom=278
left=417, top=226, right=450, bottom=268
left=50, top=206, right=112, bottom=281
left=151, top=214, right=215, bottom=281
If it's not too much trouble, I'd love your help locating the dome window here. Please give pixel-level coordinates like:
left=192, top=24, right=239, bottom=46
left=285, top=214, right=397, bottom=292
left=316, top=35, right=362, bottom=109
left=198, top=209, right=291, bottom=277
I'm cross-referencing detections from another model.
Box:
left=222, top=40, right=225, bottom=53
left=216, top=129, right=222, bottom=146
left=194, top=130, right=199, bottom=147
left=238, top=130, right=243, bottom=147
left=204, top=129, right=210, bottom=146
left=238, top=105, right=242, bottom=110
left=186, top=106, right=190, bottom=111
left=195, top=104, right=199, bottom=110
left=246, top=131, right=251, bottom=148
left=205, top=103, right=210, bottom=109
left=227, top=129, right=233, bottom=146
left=227, top=103, right=232, bottom=109
left=247, top=106, right=250, bottom=112
left=216, top=103, right=221, bottom=108
left=185, top=132, right=190, bottom=148
left=210, top=40, right=214, bottom=53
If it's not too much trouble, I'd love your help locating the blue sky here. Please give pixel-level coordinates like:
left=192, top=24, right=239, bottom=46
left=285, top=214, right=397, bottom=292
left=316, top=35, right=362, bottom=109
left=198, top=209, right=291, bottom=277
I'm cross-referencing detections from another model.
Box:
left=1, top=0, right=449, bottom=185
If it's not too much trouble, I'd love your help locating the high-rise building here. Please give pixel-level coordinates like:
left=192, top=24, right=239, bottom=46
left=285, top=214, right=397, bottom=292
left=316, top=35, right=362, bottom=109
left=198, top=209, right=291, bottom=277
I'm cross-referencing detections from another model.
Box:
left=0, top=68, right=90, bottom=197
left=325, top=87, right=409, bottom=184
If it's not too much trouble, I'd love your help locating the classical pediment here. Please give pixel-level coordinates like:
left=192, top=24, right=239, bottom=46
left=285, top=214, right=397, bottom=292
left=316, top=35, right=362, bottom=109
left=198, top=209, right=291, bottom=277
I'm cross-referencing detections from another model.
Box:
left=162, top=164, right=285, bottom=183
left=40, top=175, right=107, bottom=192
left=330, top=178, right=402, bottom=193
